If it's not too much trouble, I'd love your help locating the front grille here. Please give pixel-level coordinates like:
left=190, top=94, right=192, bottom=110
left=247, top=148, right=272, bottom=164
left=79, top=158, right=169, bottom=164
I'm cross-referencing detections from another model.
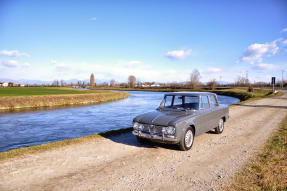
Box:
left=141, top=124, right=163, bottom=136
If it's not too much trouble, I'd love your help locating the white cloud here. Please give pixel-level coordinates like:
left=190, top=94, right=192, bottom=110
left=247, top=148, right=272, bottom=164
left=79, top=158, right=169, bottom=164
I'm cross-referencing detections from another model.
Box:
left=0, top=60, right=19, bottom=67
left=0, top=60, right=30, bottom=68
left=240, top=40, right=279, bottom=64
left=165, top=49, right=192, bottom=60
left=128, top=60, right=142, bottom=66
left=50, top=60, right=71, bottom=72
left=206, top=67, right=221, bottom=73
left=22, top=62, right=31, bottom=67
left=253, top=63, right=275, bottom=70
left=282, top=39, right=287, bottom=45
left=0, top=50, right=29, bottom=57
left=281, top=28, right=287, bottom=33
left=91, top=17, right=97, bottom=21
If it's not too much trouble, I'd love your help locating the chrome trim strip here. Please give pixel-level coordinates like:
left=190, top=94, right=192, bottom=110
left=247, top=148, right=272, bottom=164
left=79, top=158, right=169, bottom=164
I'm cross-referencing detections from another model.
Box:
left=133, top=130, right=177, bottom=142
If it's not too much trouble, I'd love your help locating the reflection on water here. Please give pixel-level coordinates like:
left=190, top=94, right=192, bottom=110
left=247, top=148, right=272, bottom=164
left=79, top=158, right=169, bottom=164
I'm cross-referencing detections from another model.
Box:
left=0, top=91, right=239, bottom=152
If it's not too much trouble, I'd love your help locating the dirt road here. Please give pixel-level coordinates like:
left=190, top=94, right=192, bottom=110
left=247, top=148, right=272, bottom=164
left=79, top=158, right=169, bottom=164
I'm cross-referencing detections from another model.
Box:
left=0, top=92, right=286, bottom=191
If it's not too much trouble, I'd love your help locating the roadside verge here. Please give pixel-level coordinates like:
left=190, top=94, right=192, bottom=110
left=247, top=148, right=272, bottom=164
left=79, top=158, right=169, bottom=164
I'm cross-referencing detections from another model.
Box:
left=224, top=115, right=287, bottom=190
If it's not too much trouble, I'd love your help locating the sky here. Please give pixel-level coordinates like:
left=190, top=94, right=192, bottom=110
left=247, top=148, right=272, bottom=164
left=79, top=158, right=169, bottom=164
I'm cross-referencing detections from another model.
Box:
left=0, top=0, right=287, bottom=83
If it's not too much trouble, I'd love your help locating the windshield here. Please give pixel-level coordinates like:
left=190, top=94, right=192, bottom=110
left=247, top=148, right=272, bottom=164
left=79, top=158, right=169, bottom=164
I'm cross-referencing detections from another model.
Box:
left=161, top=95, right=199, bottom=110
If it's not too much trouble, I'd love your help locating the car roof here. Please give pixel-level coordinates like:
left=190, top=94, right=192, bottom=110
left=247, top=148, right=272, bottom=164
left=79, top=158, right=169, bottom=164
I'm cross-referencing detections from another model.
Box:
left=164, top=92, right=216, bottom=96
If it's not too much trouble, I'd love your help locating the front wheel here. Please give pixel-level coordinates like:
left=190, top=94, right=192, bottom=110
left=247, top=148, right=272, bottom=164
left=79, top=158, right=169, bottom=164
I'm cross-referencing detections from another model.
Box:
left=179, top=127, right=194, bottom=151
left=215, top=118, right=224, bottom=134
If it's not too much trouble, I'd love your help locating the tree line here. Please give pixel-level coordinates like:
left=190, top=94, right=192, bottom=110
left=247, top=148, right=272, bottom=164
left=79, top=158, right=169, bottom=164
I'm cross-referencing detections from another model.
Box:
left=26, top=70, right=286, bottom=90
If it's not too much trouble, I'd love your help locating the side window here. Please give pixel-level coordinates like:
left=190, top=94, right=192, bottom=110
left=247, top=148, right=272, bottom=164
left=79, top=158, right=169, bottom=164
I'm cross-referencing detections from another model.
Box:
left=185, top=96, right=199, bottom=110
left=164, top=96, right=173, bottom=107
left=209, top=95, right=218, bottom=107
left=200, top=96, right=210, bottom=109
left=173, top=96, right=183, bottom=107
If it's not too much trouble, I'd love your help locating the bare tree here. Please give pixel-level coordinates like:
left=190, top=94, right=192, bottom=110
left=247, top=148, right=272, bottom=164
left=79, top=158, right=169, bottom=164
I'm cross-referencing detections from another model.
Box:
left=52, top=80, right=59, bottom=87
left=110, top=79, right=116, bottom=87
left=190, top=69, right=201, bottom=89
left=90, top=73, right=95, bottom=87
left=235, top=76, right=249, bottom=87
left=60, top=80, right=65, bottom=87
left=128, top=75, right=136, bottom=88
left=207, top=79, right=217, bottom=90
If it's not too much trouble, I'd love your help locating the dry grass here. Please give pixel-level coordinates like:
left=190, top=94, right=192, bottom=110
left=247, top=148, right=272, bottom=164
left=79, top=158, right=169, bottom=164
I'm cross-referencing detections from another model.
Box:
left=0, top=91, right=129, bottom=111
left=224, top=115, right=287, bottom=191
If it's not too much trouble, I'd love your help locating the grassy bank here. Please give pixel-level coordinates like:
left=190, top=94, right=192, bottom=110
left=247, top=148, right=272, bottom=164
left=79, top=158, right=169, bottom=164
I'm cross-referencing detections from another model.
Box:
left=224, top=115, right=287, bottom=190
left=0, top=88, right=129, bottom=111
left=211, top=88, right=282, bottom=102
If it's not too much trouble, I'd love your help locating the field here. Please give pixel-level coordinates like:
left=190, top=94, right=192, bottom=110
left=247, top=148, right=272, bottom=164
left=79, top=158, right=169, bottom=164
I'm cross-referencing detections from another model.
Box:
left=0, top=87, right=129, bottom=111
left=0, top=87, right=98, bottom=97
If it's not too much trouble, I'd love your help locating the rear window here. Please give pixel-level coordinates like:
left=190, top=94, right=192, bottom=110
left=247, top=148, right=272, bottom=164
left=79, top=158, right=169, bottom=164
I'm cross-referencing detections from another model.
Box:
left=209, top=95, right=218, bottom=107
left=200, top=95, right=210, bottom=109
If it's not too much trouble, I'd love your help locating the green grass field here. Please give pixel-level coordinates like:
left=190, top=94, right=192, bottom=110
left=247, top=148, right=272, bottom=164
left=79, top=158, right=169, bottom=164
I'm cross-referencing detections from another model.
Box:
left=0, top=87, right=96, bottom=97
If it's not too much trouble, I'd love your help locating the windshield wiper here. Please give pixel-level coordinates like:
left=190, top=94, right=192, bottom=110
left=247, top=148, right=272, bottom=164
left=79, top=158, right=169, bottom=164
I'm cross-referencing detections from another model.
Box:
left=175, top=107, right=186, bottom=111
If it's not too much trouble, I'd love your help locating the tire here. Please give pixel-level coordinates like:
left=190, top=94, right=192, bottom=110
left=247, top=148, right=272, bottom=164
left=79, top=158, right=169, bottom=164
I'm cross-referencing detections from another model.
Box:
left=215, top=118, right=224, bottom=134
left=136, top=136, right=149, bottom=144
left=179, top=127, right=195, bottom=151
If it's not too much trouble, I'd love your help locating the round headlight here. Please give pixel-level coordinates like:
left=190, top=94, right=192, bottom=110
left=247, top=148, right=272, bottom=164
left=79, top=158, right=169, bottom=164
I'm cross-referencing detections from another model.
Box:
left=133, top=122, right=139, bottom=129
left=166, top=126, right=175, bottom=135
left=138, top=124, right=144, bottom=130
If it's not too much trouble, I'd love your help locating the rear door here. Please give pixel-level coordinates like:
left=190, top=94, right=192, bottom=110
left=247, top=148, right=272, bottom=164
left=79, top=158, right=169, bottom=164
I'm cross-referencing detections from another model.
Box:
left=194, top=95, right=213, bottom=134
left=208, top=95, right=221, bottom=129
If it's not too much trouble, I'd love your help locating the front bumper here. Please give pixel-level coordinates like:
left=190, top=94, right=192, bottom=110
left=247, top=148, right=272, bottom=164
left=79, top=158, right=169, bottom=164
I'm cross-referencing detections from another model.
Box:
left=132, top=130, right=179, bottom=143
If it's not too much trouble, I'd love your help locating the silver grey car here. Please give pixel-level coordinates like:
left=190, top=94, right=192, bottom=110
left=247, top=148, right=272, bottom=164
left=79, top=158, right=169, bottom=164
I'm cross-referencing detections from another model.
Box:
left=132, top=92, right=229, bottom=151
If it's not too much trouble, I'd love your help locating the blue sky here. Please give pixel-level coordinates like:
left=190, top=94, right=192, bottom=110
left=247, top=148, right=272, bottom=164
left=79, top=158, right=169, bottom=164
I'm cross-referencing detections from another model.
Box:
left=0, top=0, right=287, bottom=83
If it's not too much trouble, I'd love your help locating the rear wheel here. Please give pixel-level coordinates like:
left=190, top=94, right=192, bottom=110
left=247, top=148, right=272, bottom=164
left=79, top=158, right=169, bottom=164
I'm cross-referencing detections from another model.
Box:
left=215, top=118, right=224, bottom=134
left=179, top=127, right=194, bottom=151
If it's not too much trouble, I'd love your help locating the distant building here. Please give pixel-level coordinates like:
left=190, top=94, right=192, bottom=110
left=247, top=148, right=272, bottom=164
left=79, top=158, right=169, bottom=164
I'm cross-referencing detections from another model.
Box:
left=151, top=84, right=160, bottom=87
left=13, top=83, right=25, bottom=87
left=142, top=82, right=161, bottom=88
left=0, top=82, right=8, bottom=87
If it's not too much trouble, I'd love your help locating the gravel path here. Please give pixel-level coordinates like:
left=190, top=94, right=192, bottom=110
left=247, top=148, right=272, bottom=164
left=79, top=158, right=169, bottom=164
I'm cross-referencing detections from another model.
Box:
left=0, top=91, right=286, bottom=191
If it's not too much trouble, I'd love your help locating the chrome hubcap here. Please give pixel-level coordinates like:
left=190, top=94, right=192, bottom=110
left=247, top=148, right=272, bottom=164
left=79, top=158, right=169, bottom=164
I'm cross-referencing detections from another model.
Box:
left=185, top=130, right=193, bottom=148
left=219, top=119, right=224, bottom=132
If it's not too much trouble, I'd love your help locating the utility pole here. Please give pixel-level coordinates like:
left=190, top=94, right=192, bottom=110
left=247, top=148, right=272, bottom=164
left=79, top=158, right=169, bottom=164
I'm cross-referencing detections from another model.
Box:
left=281, top=70, right=284, bottom=89
left=245, top=70, right=249, bottom=86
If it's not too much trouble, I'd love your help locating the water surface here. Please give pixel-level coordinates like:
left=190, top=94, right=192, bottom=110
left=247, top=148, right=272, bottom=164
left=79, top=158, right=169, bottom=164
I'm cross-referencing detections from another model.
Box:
left=0, top=91, right=239, bottom=152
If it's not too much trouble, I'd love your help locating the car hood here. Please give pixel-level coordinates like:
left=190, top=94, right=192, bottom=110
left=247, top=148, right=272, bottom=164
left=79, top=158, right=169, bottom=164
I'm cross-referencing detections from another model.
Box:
left=134, top=110, right=196, bottom=126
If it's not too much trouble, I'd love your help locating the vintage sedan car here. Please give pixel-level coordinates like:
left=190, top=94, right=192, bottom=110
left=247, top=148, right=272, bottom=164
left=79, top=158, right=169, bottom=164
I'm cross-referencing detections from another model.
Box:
left=132, top=92, right=229, bottom=151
